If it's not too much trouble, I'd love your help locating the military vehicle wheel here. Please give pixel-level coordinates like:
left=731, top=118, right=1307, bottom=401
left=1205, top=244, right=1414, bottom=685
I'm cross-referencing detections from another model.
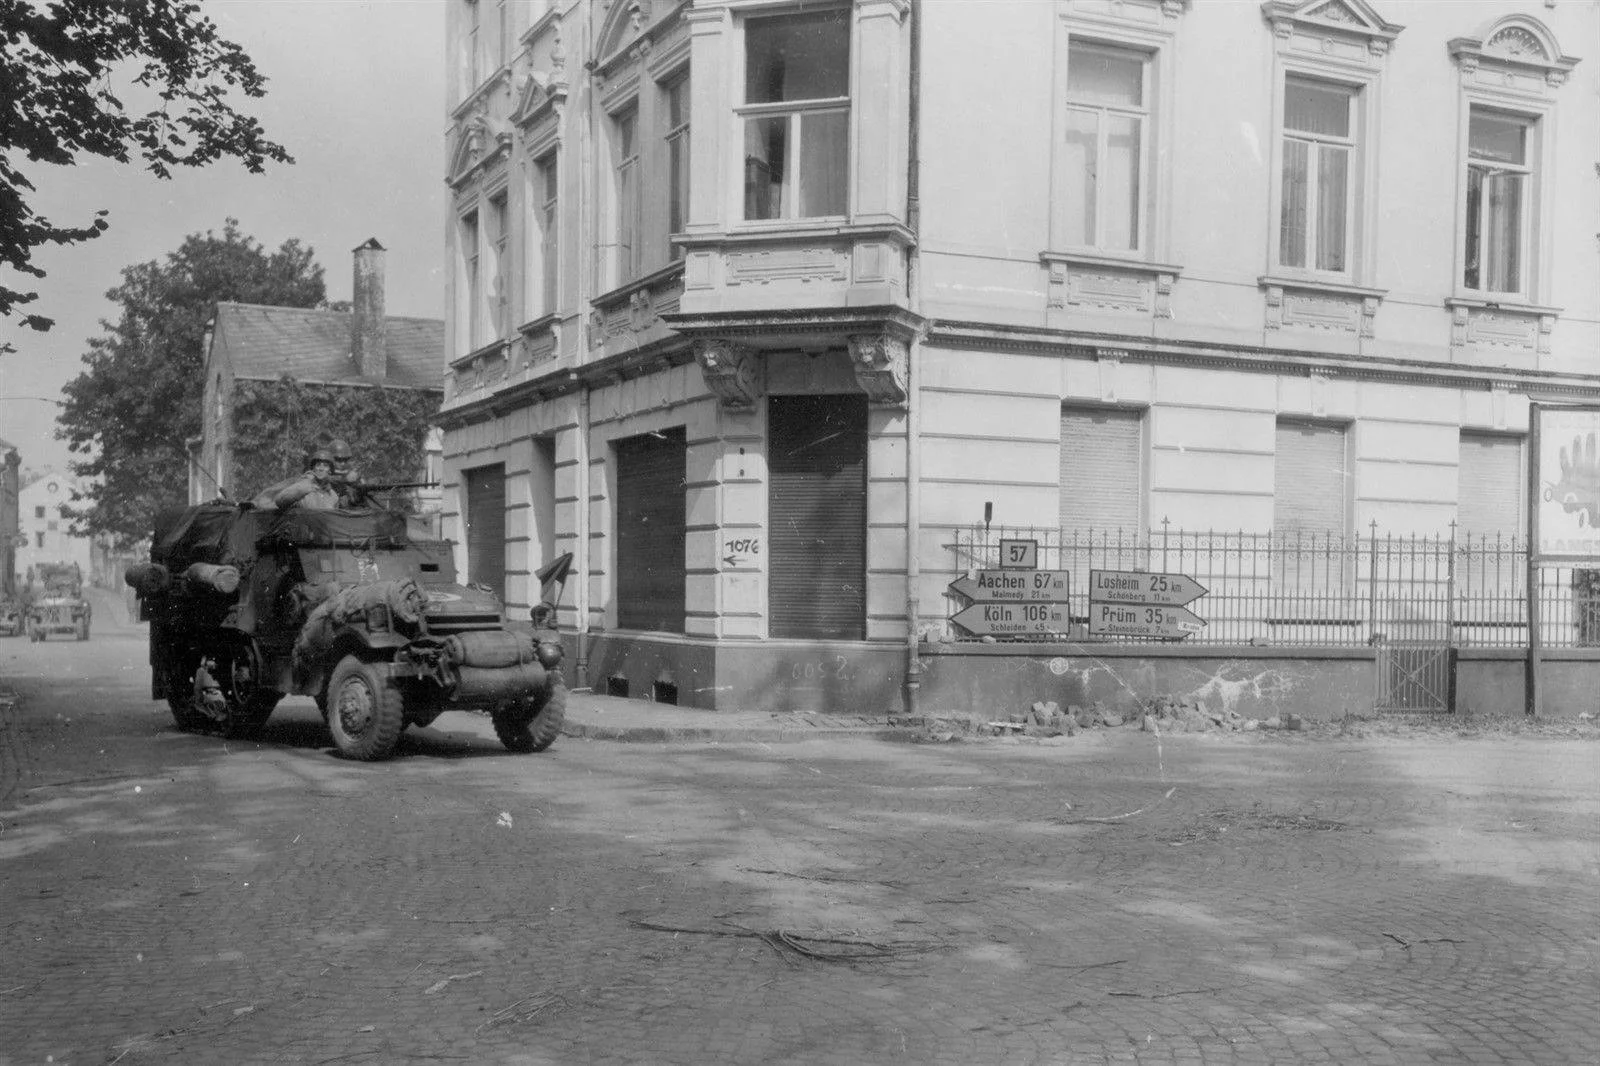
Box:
left=492, top=674, right=566, bottom=753
left=220, top=644, right=279, bottom=739
left=326, top=657, right=404, bottom=760
left=165, top=651, right=211, bottom=732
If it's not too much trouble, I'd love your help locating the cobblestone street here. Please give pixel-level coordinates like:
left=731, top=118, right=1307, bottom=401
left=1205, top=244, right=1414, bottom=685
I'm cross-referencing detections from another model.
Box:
left=2, top=604, right=1598, bottom=1064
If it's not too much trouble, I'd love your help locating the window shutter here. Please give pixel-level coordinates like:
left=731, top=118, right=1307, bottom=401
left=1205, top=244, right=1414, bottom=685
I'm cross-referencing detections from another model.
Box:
left=465, top=464, right=506, bottom=602
left=769, top=395, right=867, bottom=640
left=1060, top=408, right=1142, bottom=534
left=1458, top=432, right=1522, bottom=539
left=616, top=429, right=686, bottom=632
left=1274, top=421, right=1346, bottom=534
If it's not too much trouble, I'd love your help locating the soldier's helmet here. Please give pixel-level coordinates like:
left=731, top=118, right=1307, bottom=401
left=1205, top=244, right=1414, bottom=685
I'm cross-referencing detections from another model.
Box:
left=310, top=447, right=336, bottom=467
left=329, top=439, right=354, bottom=466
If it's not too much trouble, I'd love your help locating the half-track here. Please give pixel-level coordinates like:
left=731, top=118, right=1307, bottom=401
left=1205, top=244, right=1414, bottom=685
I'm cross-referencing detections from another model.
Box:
left=130, top=503, right=568, bottom=760
left=26, top=562, right=90, bottom=641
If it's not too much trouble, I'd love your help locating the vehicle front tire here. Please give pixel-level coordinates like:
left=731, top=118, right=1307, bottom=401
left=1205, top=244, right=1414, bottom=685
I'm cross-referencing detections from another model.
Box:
left=326, top=656, right=404, bottom=761
left=492, top=673, right=567, bottom=753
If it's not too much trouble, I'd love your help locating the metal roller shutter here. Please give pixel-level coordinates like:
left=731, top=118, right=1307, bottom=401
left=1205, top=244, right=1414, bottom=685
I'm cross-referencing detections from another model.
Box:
left=1274, top=421, right=1347, bottom=534
left=770, top=394, right=867, bottom=640
left=1060, top=408, right=1143, bottom=534
left=616, top=428, right=686, bottom=632
left=1457, top=432, right=1522, bottom=539
left=465, top=464, right=506, bottom=602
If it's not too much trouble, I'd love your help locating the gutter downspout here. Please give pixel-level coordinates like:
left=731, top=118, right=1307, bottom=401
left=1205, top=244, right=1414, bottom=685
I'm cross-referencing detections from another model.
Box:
left=902, top=0, right=923, bottom=717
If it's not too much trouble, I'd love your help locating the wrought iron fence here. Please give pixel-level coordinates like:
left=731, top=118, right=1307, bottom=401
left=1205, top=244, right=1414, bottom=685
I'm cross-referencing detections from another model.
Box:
left=939, top=522, right=1600, bottom=649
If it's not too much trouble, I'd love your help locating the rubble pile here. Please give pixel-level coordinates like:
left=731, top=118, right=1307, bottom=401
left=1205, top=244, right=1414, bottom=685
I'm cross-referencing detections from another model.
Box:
left=985, top=696, right=1304, bottom=738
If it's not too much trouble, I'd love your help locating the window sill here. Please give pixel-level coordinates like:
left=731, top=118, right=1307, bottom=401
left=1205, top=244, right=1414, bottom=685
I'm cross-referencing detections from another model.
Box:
left=1445, top=297, right=1561, bottom=356
left=1041, top=252, right=1181, bottom=319
left=518, top=311, right=562, bottom=339
left=592, top=260, right=687, bottom=313
left=684, top=219, right=915, bottom=248
left=1258, top=275, right=1385, bottom=337
left=449, top=337, right=511, bottom=373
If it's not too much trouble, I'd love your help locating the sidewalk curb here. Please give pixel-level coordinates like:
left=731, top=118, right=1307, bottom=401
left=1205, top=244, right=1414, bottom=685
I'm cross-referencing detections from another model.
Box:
left=560, top=722, right=915, bottom=744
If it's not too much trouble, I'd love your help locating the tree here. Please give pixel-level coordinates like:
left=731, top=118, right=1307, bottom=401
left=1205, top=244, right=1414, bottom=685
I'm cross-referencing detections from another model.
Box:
left=1, top=0, right=291, bottom=344
left=57, top=220, right=326, bottom=543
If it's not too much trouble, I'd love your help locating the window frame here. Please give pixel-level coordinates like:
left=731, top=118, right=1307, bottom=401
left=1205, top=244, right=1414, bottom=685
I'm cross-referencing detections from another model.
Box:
left=611, top=104, right=643, bottom=284
left=1459, top=104, right=1538, bottom=300
left=532, top=150, right=559, bottom=317
left=733, top=6, right=853, bottom=226
left=1060, top=38, right=1152, bottom=256
left=662, top=71, right=691, bottom=259
left=1048, top=7, right=1179, bottom=267
left=486, top=187, right=511, bottom=339
left=457, top=207, right=483, bottom=353
left=1276, top=75, right=1358, bottom=279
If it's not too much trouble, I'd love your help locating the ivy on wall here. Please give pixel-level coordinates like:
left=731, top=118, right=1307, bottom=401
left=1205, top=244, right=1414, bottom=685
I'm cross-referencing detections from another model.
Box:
left=229, top=376, right=439, bottom=499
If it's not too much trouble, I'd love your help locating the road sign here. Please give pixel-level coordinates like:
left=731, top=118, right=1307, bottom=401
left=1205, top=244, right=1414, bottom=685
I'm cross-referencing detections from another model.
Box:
left=997, top=539, right=1037, bottom=569
left=948, top=570, right=1070, bottom=603
left=1088, top=569, right=1208, bottom=607
left=1088, top=602, right=1207, bottom=639
left=952, top=601, right=1073, bottom=637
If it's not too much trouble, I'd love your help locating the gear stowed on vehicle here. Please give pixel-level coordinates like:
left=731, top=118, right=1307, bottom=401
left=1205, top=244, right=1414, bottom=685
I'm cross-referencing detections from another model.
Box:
left=128, top=504, right=572, bottom=760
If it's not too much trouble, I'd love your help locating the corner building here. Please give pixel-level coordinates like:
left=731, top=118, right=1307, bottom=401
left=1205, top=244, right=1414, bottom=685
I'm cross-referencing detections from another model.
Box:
left=440, top=0, right=1598, bottom=713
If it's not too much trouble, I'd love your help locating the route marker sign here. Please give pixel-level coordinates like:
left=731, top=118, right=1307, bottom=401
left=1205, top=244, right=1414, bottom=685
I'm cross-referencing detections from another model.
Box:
left=952, top=601, right=1073, bottom=637
left=947, top=570, right=1070, bottom=603
left=1088, top=569, right=1208, bottom=607
left=998, top=539, right=1038, bottom=569
left=1088, top=569, right=1210, bottom=639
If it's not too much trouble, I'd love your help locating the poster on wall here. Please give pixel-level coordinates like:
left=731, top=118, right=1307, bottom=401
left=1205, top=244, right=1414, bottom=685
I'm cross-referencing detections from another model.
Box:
left=1536, top=404, right=1600, bottom=559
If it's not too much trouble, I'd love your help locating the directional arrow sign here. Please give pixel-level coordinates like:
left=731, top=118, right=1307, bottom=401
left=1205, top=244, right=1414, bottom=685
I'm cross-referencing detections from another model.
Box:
left=948, top=570, right=1070, bottom=603
left=1088, top=569, right=1208, bottom=607
left=1088, top=603, right=1207, bottom=639
left=952, top=601, right=1074, bottom=637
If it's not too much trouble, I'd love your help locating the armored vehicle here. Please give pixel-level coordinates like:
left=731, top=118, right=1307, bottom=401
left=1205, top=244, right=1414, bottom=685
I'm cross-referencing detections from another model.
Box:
left=26, top=562, right=90, bottom=641
left=130, top=504, right=568, bottom=760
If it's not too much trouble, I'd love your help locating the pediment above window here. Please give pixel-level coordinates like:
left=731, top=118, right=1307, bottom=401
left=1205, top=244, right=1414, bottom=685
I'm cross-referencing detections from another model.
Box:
left=448, top=110, right=511, bottom=189
left=512, top=19, right=569, bottom=126
left=1450, top=16, right=1580, bottom=89
left=1261, top=0, right=1403, bottom=57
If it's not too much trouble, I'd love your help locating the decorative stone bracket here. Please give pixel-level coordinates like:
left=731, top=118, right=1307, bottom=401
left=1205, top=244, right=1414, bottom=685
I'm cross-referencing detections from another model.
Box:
left=848, top=333, right=910, bottom=407
left=1446, top=298, right=1559, bottom=358
left=1259, top=276, right=1385, bottom=338
left=695, top=339, right=763, bottom=409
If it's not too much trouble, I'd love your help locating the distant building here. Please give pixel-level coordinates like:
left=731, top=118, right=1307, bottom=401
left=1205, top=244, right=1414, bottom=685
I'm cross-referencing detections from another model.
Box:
left=0, top=438, right=18, bottom=596
left=197, top=240, right=447, bottom=513
left=16, top=470, right=92, bottom=582
left=439, top=0, right=1596, bottom=713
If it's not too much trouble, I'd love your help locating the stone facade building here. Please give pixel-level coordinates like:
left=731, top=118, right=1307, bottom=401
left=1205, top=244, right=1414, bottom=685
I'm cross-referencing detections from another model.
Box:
left=439, top=0, right=1596, bottom=714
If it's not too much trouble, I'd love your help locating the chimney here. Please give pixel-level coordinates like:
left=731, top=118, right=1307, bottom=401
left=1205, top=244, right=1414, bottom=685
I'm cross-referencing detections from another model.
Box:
left=352, top=238, right=388, bottom=380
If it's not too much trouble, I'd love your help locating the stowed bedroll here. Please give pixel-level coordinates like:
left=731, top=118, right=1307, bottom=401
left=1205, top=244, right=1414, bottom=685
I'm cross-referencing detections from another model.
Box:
left=128, top=503, right=569, bottom=760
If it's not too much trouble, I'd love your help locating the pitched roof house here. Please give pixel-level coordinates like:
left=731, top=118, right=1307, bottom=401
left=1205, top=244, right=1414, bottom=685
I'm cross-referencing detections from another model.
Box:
left=195, top=239, right=446, bottom=504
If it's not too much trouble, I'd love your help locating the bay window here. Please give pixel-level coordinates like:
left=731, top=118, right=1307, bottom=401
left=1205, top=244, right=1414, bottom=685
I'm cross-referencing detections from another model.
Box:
left=1062, top=40, right=1148, bottom=253
left=1279, top=78, right=1354, bottom=275
left=741, top=9, right=850, bottom=222
left=1463, top=108, right=1532, bottom=296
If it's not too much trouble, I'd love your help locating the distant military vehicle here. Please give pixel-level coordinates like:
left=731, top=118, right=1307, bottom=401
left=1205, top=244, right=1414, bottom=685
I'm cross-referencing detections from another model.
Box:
left=129, top=504, right=569, bottom=760
left=26, top=562, right=90, bottom=642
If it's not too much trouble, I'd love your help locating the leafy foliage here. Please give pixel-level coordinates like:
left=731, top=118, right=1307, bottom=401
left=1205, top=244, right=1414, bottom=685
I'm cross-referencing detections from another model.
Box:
left=229, top=377, right=439, bottom=501
left=0, top=0, right=291, bottom=339
left=57, top=220, right=326, bottom=544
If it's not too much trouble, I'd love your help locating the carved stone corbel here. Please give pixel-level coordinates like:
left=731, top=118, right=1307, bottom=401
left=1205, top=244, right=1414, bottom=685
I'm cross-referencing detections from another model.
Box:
left=848, top=334, right=910, bottom=406
left=695, top=339, right=763, bottom=409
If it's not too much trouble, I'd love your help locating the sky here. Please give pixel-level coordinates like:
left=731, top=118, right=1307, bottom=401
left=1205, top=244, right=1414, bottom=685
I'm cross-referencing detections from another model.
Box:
left=0, top=0, right=449, bottom=478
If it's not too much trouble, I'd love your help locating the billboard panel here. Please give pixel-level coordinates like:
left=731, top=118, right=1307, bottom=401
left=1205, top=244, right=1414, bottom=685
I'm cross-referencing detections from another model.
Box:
left=1536, top=405, right=1600, bottom=559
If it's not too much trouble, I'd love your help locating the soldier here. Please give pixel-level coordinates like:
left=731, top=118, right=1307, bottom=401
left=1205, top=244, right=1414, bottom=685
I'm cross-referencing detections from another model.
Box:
left=328, top=439, right=374, bottom=508
left=273, top=448, right=341, bottom=510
